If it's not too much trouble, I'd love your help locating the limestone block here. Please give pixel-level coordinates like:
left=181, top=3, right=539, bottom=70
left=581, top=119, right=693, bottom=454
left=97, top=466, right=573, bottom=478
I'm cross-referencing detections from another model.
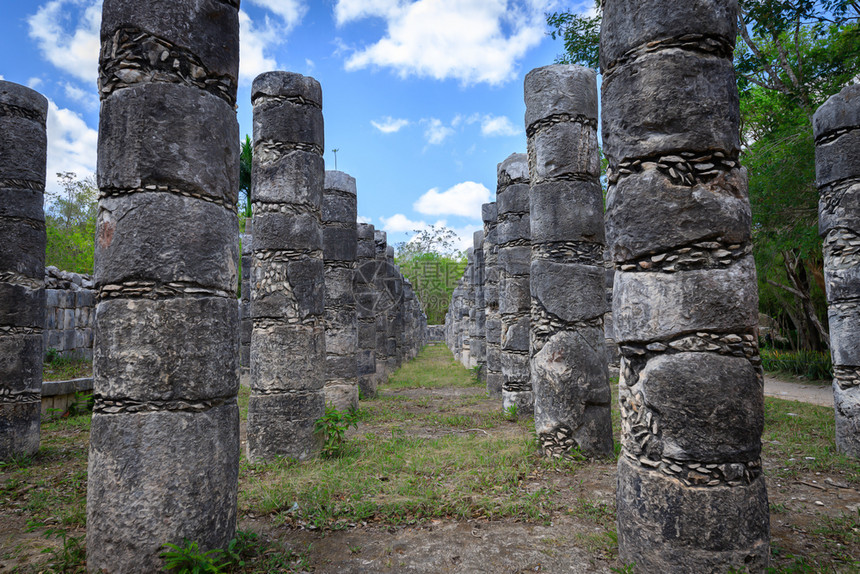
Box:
left=323, top=227, right=358, bottom=261
left=324, top=382, right=358, bottom=411
left=0, top=402, right=40, bottom=459
left=324, top=266, right=356, bottom=307
left=828, top=305, right=860, bottom=366
left=640, top=352, right=763, bottom=462
left=0, top=335, right=42, bottom=393
left=86, top=403, right=240, bottom=573
left=251, top=257, right=325, bottom=321
left=497, top=183, right=530, bottom=215
left=819, top=182, right=860, bottom=236
left=613, top=256, right=758, bottom=343
left=252, top=98, right=323, bottom=150
left=501, top=315, right=530, bottom=352
left=524, top=65, right=598, bottom=128
left=815, top=130, right=860, bottom=187
left=0, top=188, right=45, bottom=223
left=528, top=121, right=600, bottom=181
left=599, top=0, right=737, bottom=69
left=0, top=283, right=44, bottom=328
left=252, top=211, right=322, bottom=253
left=498, top=154, right=529, bottom=183
left=95, top=297, right=239, bottom=401
left=498, top=275, right=531, bottom=315
left=482, top=202, right=498, bottom=224
left=252, top=151, right=324, bottom=206
left=602, top=51, right=740, bottom=162
left=0, top=218, right=46, bottom=279
left=823, top=236, right=860, bottom=302
left=529, top=180, right=605, bottom=244
left=95, top=192, right=239, bottom=292
left=0, top=116, right=47, bottom=184
left=325, top=354, right=358, bottom=381
left=531, top=260, right=605, bottom=323
left=246, top=392, right=324, bottom=461
left=813, top=83, right=860, bottom=138
left=834, top=382, right=860, bottom=457
left=101, top=0, right=240, bottom=82
left=498, top=244, right=530, bottom=276
left=251, top=324, right=324, bottom=392
left=616, top=457, right=769, bottom=573
left=251, top=70, right=322, bottom=109
left=98, top=84, right=239, bottom=204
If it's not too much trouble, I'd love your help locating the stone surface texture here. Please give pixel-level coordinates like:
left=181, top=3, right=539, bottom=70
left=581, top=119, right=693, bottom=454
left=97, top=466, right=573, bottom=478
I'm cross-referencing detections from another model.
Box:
left=483, top=202, right=503, bottom=397
left=356, top=223, right=378, bottom=398
left=323, top=171, right=358, bottom=411
left=814, top=83, right=860, bottom=457
left=497, top=153, right=533, bottom=415
left=86, top=2, right=241, bottom=570
left=600, top=0, right=770, bottom=570
left=246, top=71, right=325, bottom=462
left=524, top=65, right=613, bottom=459
left=0, top=80, right=47, bottom=461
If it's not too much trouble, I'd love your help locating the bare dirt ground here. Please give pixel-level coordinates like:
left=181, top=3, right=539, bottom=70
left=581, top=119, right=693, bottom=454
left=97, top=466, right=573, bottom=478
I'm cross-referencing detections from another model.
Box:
left=765, top=374, right=834, bottom=408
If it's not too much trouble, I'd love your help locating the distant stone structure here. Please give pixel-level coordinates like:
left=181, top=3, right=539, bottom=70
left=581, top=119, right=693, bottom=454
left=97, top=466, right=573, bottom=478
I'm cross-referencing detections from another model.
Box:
left=0, top=80, right=47, bottom=461
left=43, top=267, right=95, bottom=361
left=601, top=0, right=769, bottom=569
left=482, top=202, right=503, bottom=397
left=814, top=83, right=860, bottom=457
left=497, top=153, right=532, bottom=415
left=356, top=223, right=378, bottom=398
left=524, top=65, right=612, bottom=458
left=87, top=0, right=241, bottom=569
left=247, top=71, right=325, bottom=462
left=323, top=171, right=358, bottom=411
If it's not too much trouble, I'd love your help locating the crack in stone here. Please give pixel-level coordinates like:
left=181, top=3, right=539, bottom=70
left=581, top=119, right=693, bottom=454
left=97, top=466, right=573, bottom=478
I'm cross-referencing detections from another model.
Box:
left=93, top=395, right=236, bottom=414
left=252, top=200, right=320, bottom=218
left=814, top=124, right=859, bottom=147
left=99, top=26, right=236, bottom=106
left=0, top=326, right=43, bottom=335
left=251, top=94, right=321, bottom=110
left=530, top=300, right=604, bottom=353
left=819, top=179, right=860, bottom=220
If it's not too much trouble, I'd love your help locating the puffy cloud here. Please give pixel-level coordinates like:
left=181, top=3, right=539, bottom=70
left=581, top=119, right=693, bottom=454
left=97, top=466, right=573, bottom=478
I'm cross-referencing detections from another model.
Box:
left=413, top=181, right=490, bottom=218
left=28, top=0, right=101, bottom=83
left=480, top=114, right=521, bottom=137
left=239, top=11, right=281, bottom=83
left=63, top=82, right=98, bottom=109
left=45, top=100, right=98, bottom=193
left=246, top=0, right=306, bottom=26
left=357, top=215, right=373, bottom=224
left=421, top=118, right=454, bottom=145
left=27, top=78, right=44, bottom=89
left=371, top=116, right=410, bottom=134
left=336, top=0, right=550, bottom=85
left=379, top=213, right=428, bottom=233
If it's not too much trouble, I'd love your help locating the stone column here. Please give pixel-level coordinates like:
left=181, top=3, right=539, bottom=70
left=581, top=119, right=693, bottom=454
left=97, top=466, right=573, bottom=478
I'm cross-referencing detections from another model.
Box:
left=497, top=153, right=532, bottom=414
left=386, top=246, right=403, bottom=372
left=601, top=0, right=769, bottom=569
left=472, top=231, right=487, bottom=373
left=240, top=220, right=253, bottom=373
left=483, top=202, right=502, bottom=397
left=247, top=71, right=325, bottom=462
left=374, top=230, right=390, bottom=384
left=88, top=1, right=241, bottom=569
left=323, top=171, right=358, bottom=411
left=814, top=84, right=860, bottom=457
left=356, top=223, right=378, bottom=398
left=524, top=65, right=612, bottom=458
left=0, top=81, right=47, bottom=460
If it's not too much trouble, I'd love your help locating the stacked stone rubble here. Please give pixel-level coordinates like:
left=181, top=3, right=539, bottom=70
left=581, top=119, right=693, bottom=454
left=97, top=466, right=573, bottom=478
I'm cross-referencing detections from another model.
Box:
left=247, top=71, right=325, bottom=462
left=497, top=153, right=532, bottom=414
left=87, top=1, right=241, bottom=569
left=601, top=0, right=769, bottom=569
left=0, top=81, right=47, bottom=460
left=322, top=171, right=358, bottom=411
left=355, top=223, right=378, bottom=398
left=814, top=84, right=860, bottom=457
left=240, top=220, right=252, bottom=372
left=483, top=202, right=503, bottom=397
left=525, top=65, right=613, bottom=458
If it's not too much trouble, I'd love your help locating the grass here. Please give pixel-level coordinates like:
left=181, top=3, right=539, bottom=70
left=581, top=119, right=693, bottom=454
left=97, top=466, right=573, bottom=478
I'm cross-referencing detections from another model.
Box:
left=761, top=347, right=833, bottom=382
left=42, top=351, right=92, bottom=382
left=384, top=344, right=481, bottom=390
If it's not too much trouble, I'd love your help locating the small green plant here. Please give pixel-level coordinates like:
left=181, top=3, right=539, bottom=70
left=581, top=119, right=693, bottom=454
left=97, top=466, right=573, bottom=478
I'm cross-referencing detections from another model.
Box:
left=67, top=391, right=94, bottom=417
left=504, top=403, right=518, bottom=421
left=314, top=403, right=359, bottom=459
left=471, top=364, right=482, bottom=383
left=161, top=540, right=226, bottom=573
left=40, top=527, right=86, bottom=573
left=760, top=347, right=833, bottom=381
left=45, top=347, right=60, bottom=364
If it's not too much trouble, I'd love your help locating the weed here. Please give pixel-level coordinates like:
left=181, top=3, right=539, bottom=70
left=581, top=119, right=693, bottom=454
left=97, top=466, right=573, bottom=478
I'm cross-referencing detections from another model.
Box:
left=161, top=539, right=226, bottom=573
left=314, top=404, right=360, bottom=459
left=504, top=404, right=518, bottom=421
left=39, top=527, right=86, bottom=573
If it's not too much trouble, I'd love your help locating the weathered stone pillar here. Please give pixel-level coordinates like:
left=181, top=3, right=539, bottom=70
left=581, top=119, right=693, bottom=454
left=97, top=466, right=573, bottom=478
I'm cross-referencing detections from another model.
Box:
left=483, top=202, right=502, bottom=397
left=0, top=81, right=47, bottom=460
left=374, top=230, right=390, bottom=384
left=240, top=220, right=253, bottom=373
left=247, top=71, right=325, bottom=462
left=525, top=65, right=612, bottom=458
left=88, top=1, right=241, bottom=569
left=386, top=245, right=403, bottom=372
left=323, top=171, right=358, bottom=411
left=356, top=223, right=378, bottom=398
left=814, top=84, right=860, bottom=457
left=472, top=231, right=486, bottom=373
left=601, top=0, right=769, bottom=569
left=497, top=153, right=532, bottom=414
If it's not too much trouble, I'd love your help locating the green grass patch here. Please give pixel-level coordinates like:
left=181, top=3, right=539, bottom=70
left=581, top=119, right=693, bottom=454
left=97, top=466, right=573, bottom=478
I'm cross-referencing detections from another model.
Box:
left=42, top=350, right=92, bottom=382
left=385, top=344, right=483, bottom=390
left=761, top=347, right=833, bottom=382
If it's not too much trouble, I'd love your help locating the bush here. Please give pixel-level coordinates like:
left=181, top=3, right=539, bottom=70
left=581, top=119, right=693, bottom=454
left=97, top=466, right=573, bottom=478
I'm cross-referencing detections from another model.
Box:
left=761, top=347, right=833, bottom=381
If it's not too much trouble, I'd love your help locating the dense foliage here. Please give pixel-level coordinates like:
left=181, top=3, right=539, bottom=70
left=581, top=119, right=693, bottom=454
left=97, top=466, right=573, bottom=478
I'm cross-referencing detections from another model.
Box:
left=45, top=172, right=98, bottom=274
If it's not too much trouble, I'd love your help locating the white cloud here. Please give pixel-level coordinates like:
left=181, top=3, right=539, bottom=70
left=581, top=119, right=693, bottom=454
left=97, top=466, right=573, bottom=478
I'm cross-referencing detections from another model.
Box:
left=371, top=116, right=410, bottom=134
left=239, top=10, right=281, bottom=83
left=357, top=215, right=373, bottom=224
left=422, top=118, right=454, bottom=145
left=0, top=75, right=4, bottom=80
left=27, top=78, right=44, bottom=89
left=305, top=58, right=315, bottom=71
left=448, top=223, right=484, bottom=252
left=28, top=0, right=101, bottom=83
left=63, top=82, right=98, bottom=109
left=379, top=213, right=429, bottom=233
left=413, top=181, right=491, bottom=217
left=246, top=0, right=306, bottom=26
left=480, top=114, right=521, bottom=137
left=45, top=100, right=98, bottom=193
left=336, top=0, right=550, bottom=85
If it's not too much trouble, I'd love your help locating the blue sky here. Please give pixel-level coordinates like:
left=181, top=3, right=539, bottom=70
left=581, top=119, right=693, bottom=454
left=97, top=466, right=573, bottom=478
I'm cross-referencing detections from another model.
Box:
left=0, top=0, right=594, bottom=251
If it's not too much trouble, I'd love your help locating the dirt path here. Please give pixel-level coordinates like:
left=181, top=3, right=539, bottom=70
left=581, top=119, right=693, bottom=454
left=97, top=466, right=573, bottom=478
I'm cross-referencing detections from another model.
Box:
left=764, top=375, right=833, bottom=408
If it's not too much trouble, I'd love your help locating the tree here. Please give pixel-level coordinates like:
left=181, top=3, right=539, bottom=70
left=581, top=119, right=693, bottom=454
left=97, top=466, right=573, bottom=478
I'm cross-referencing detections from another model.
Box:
left=547, top=2, right=601, bottom=69
left=239, top=135, right=252, bottom=224
left=45, top=172, right=98, bottom=274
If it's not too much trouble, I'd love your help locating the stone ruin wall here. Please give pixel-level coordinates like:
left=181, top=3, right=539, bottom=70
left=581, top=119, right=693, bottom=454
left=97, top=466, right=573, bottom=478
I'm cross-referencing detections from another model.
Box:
left=44, top=267, right=95, bottom=360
